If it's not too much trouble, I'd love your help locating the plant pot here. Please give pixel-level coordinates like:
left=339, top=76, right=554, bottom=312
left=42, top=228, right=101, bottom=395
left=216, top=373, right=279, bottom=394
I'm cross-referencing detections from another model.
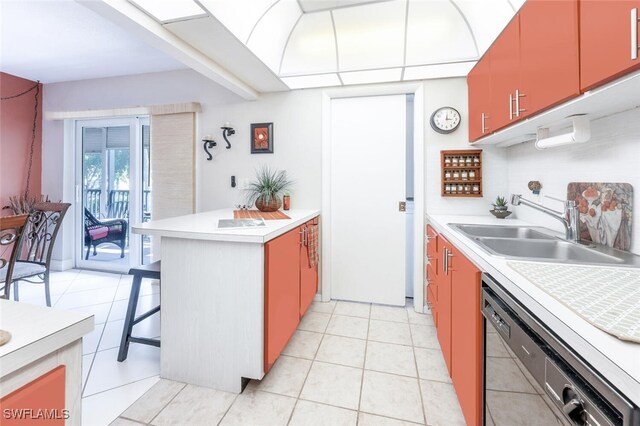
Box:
left=493, top=205, right=508, bottom=212
left=255, top=195, right=282, bottom=212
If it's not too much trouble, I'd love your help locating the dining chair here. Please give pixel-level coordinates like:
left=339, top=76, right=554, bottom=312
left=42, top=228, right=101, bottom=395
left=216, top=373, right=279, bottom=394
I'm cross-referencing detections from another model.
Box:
left=8, top=202, right=70, bottom=307
left=0, top=214, right=29, bottom=300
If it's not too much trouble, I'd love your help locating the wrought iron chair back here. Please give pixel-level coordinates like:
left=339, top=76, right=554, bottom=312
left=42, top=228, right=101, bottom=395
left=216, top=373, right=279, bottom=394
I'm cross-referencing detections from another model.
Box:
left=10, top=202, right=70, bottom=306
left=0, top=214, right=29, bottom=300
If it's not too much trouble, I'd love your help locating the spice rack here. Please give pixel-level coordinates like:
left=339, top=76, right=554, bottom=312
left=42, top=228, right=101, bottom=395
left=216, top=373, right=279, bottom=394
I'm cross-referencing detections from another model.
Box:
left=441, top=149, right=482, bottom=197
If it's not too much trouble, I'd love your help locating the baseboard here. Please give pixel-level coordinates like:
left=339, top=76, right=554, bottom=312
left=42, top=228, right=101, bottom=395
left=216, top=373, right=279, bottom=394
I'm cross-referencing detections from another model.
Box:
left=50, top=258, right=74, bottom=271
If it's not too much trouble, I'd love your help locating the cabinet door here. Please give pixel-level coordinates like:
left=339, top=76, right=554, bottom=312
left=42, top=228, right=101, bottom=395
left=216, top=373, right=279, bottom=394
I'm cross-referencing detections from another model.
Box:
left=520, top=0, right=580, bottom=117
left=435, top=236, right=453, bottom=375
left=265, top=227, right=301, bottom=372
left=0, top=365, right=66, bottom=426
left=580, top=1, right=640, bottom=91
left=467, top=55, right=492, bottom=141
left=300, top=221, right=318, bottom=317
left=489, top=17, right=521, bottom=131
left=450, top=245, right=482, bottom=426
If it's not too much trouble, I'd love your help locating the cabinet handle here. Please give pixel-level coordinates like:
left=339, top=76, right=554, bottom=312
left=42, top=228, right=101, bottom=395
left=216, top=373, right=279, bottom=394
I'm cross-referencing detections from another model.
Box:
left=443, top=248, right=450, bottom=274
left=515, top=89, right=526, bottom=117
left=632, top=8, right=639, bottom=60
left=509, top=94, right=514, bottom=120
left=481, top=112, right=489, bottom=134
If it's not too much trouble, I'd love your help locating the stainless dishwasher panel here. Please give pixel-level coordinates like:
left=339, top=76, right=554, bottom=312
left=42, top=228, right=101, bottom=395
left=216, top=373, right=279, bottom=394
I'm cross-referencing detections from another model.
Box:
left=482, top=273, right=638, bottom=426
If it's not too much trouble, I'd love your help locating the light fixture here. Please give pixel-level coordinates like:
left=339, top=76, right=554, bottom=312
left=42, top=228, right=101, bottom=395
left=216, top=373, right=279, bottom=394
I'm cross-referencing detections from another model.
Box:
left=535, top=115, right=591, bottom=150
left=221, top=122, right=235, bottom=149
left=129, top=0, right=206, bottom=23
left=202, top=135, right=217, bottom=161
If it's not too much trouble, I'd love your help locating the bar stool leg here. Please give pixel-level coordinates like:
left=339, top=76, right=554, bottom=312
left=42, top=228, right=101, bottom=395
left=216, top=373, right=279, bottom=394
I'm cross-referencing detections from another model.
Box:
left=117, top=275, right=142, bottom=362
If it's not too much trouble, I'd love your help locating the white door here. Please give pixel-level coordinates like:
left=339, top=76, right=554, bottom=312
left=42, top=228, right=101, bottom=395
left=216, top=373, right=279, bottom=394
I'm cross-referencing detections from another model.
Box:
left=330, top=95, right=406, bottom=306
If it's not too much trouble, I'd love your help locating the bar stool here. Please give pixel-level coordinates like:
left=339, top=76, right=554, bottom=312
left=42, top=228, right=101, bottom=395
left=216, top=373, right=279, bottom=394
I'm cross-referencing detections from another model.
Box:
left=117, top=260, right=161, bottom=362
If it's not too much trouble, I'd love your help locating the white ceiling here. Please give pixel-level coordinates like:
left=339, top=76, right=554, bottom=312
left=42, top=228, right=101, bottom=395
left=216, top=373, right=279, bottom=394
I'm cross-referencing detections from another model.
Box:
left=0, top=0, right=527, bottom=95
left=0, top=0, right=186, bottom=83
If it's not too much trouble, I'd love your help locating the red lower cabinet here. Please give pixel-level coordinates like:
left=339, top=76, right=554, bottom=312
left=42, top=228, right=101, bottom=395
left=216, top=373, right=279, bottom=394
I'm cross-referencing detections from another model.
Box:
left=264, top=217, right=320, bottom=372
left=427, top=226, right=483, bottom=425
left=299, top=219, right=319, bottom=317
left=0, top=366, right=66, bottom=425
left=450, top=245, right=482, bottom=426
left=264, top=226, right=301, bottom=372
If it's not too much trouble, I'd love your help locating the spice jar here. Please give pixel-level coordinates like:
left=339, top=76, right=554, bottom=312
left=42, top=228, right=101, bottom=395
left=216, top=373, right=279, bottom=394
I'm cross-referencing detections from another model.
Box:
left=445, top=171, right=451, bottom=180
left=451, top=157, right=459, bottom=166
left=457, top=184, right=464, bottom=193
left=473, top=156, right=480, bottom=165
left=473, top=184, right=480, bottom=193
left=452, top=171, right=460, bottom=180
left=465, top=184, right=471, bottom=194
left=465, top=156, right=472, bottom=165
left=469, top=170, right=476, bottom=180
left=461, top=170, right=468, bottom=180
left=444, top=157, right=451, bottom=166
left=283, top=194, right=291, bottom=210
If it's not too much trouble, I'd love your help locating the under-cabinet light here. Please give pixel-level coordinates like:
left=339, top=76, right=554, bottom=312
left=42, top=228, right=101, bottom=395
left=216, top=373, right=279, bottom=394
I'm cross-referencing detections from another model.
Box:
left=535, top=115, right=591, bottom=150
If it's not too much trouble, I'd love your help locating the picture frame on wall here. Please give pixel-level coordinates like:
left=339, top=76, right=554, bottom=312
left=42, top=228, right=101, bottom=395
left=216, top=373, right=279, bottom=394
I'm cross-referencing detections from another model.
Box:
left=250, top=122, right=274, bottom=154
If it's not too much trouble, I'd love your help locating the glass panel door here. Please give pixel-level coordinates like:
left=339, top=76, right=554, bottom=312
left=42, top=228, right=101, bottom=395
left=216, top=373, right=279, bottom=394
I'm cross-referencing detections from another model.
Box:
left=76, top=117, right=144, bottom=272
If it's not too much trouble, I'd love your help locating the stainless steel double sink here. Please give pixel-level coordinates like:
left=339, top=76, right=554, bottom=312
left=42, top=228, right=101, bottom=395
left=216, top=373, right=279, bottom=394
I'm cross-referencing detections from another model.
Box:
left=450, top=224, right=640, bottom=267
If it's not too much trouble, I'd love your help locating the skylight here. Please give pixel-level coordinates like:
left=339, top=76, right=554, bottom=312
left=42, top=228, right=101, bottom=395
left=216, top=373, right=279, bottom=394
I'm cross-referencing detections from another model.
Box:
left=130, top=0, right=206, bottom=23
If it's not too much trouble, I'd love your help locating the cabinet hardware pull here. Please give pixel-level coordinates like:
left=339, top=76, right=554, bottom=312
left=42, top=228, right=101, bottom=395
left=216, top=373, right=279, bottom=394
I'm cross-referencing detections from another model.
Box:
left=481, top=112, right=489, bottom=134
left=509, top=94, right=514, bottom=120
left=515, top=89, right=526, bottom=117
left=442, top=248, right=448, bottom=273
left=632, top=8, right=639, bottom=60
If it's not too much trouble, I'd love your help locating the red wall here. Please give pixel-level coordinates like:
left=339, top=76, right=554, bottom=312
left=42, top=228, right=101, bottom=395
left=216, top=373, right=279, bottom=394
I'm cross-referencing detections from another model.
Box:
left=0, top=72, right=43, bottom=215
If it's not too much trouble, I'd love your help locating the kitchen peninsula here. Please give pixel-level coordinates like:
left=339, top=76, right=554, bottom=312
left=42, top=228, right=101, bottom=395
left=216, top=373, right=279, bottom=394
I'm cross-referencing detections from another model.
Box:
left=132, top=208, right=320, bottom=393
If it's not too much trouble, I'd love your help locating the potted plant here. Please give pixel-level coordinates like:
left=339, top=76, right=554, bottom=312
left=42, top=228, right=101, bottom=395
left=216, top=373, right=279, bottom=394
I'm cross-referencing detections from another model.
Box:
left=493, top=196, right=509, bottom=211
left=246, top=166, right=292, bottom=212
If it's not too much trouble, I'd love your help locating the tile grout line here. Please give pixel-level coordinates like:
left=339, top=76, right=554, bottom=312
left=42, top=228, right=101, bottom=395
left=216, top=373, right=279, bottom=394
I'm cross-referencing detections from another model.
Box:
left=355, top=304, right=372, bottom=425
left=147, top=381, right=188, bottom=425
left=284, top=306, right=331, bottom=426
left=408, top=306, right=429, bottom=426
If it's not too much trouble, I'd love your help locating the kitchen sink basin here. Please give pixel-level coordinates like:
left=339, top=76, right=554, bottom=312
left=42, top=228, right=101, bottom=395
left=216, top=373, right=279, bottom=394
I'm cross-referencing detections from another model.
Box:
left=448, top=223, right=640, bottom=267
left=451, top=224, right=556, bottom=240
left=475, top=237, right=625, bottom=264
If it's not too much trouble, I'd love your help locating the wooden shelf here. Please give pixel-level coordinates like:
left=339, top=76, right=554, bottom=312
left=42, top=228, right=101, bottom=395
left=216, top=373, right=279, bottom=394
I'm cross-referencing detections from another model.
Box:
left=441, top=149, right=483, bottom=198
left=442, top=193, right=483, bottom=197
left=442, top=165, right=482, bottom=170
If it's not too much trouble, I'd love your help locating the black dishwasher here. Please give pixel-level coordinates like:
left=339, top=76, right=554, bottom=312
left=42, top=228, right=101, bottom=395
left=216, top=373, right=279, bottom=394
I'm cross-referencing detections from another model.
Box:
left=482, top=273, right=638, bottom=426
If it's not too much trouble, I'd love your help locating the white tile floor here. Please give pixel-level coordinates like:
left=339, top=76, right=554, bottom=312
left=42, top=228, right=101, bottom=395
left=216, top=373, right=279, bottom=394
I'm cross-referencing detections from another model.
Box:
left=15, top=269, right=162, bottom=426
left=16, top=271, right=465, bottom=425
left=113, top=299, right=466, bottom=426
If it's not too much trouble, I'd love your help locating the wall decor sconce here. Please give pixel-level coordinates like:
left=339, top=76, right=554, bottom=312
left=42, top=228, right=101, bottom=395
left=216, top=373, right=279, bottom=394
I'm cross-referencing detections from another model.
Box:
left=203, top=135, right=217, bottom=161
left=221, top=122, right=235, bottom=149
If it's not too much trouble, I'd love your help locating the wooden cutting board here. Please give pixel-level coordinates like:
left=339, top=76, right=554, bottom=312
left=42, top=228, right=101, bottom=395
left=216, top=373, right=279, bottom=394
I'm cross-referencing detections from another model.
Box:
left=233, top=210, right=290, bottom=220
left=567, top=182, right=633, bottom=250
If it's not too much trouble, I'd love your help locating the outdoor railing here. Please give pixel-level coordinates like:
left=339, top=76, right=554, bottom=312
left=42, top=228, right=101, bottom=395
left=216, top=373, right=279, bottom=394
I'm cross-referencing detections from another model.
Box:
left=83, top=189, right=151, bottom=220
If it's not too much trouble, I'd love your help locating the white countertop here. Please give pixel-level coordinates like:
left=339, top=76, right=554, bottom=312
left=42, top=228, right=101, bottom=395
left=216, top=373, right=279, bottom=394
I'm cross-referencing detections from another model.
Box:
left=132, top=209, right=320, bottom=244
left=428, top=214, right=640, bottom=405
left=0, top=300, right=94, bottom=378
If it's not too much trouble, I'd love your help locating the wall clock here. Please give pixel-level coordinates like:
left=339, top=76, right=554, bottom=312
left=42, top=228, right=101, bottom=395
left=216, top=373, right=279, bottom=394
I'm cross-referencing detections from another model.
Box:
left=430, top=107, right=461, bottom=134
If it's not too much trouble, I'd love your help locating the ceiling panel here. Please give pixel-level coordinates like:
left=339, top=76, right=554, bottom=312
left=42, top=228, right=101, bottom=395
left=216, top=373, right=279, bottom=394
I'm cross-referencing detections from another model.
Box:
left=405, top=0, right=477, bottom=66
left=198, top=0, right=277, bottom=43
left=333, top=0, right=406, bottom=71
left=247, top=0, right=302, bottom=71
left=280, top=12, right=337, bottom=75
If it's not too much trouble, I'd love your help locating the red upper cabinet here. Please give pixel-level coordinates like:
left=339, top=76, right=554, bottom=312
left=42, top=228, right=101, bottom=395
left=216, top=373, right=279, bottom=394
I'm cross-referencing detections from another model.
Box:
left=580, top=1, right=640, bottom=91
left=450, top=245, right=482, bottom=426
left=264, top=227, right=301, bottom=372
left=488, top=17, right=521, bottom=133
left=299, top=220, right=318, bottom=317
left=519, top=0, right=580, bottom=115
left=467, top=56, right=492, bottom=141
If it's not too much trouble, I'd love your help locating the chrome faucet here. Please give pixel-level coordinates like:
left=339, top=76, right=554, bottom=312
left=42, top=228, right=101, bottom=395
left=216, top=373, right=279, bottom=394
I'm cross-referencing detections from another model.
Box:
left=510, top=194, right=580, bottom=243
